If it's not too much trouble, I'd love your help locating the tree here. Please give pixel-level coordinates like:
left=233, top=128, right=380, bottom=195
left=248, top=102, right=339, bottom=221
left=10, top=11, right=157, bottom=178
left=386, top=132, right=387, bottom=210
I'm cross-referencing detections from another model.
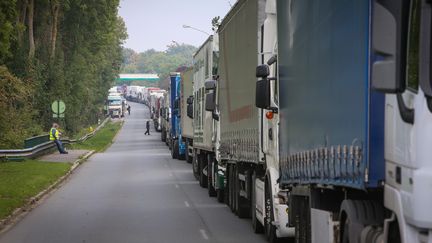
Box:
left=0, top=0, right=127, bottom=148
left=120, top=43, right=197, bottom=86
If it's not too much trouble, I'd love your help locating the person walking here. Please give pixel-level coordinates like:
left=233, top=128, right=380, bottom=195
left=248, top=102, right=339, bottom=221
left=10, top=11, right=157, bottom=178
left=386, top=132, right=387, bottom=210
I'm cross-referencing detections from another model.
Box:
left=144, top=120, right=150, bottom=135
left=127, top=105, right=131, bottom=115
left=50, top=123, right=68, bottom=154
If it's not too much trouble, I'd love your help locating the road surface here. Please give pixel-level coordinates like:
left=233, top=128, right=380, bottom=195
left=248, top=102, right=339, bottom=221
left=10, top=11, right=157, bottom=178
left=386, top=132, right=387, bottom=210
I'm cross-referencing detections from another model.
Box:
left=0, top=102, right=267, bottom=243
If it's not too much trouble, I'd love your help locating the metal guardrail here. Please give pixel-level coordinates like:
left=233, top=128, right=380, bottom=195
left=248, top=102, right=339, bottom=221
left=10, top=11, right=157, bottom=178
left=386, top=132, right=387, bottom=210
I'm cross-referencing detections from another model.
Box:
left=0, top=117, right=110, bottom=159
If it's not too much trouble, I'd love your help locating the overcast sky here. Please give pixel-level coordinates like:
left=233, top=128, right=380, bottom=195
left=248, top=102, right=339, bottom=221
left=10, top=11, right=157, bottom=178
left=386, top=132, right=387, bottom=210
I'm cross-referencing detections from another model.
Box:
left=119, top=0, right=233, bottom=52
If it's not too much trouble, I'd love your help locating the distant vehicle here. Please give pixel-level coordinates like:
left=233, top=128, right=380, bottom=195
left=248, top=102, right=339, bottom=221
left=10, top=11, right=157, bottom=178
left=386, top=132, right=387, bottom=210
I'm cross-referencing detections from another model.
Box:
left=107, top=94, right=125, bottom=118
left=149, top=90, right=166, bottom=131
left=180, top=67, right=194, bottom=163
left=143, top=87, right=161, bottom=106
left=160, top=91, right=170, bottom=144
left=191, top=35, right=220, bottom=194
left=169, top=72, right=185, bottom=160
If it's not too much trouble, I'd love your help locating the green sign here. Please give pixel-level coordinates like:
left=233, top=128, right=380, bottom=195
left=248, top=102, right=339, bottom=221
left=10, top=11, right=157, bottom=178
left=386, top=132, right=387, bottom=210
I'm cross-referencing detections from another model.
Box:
left=52, top=113, right=65, bottom=118
left=52, top=100, right=66, bottom=118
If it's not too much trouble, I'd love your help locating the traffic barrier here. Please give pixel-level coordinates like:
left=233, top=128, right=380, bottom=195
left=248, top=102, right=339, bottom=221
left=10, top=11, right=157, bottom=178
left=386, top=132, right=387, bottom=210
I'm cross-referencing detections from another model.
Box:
left=0, top=117, right=110, bottom=160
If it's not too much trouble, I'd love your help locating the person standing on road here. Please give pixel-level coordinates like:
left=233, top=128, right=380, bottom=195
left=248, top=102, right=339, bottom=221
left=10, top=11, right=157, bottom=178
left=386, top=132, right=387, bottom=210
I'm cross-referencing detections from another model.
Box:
left=127, top=105, right=131, bottom=115
left=50, top=123, right=68, bottom=154
left=144, top=120, right=150, bottom=135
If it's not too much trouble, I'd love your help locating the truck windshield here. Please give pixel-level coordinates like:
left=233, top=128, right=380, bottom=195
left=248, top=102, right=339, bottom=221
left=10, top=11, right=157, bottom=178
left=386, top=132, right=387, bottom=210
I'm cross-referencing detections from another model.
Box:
left=109, top=100, right=121, bottom=105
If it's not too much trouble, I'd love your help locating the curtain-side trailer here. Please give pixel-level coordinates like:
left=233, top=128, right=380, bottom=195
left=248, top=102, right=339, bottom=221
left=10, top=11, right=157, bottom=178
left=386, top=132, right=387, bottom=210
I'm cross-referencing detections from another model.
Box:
left=180, top=67, right=194, bottom=163
left=254, top=1, right=432, bottom=242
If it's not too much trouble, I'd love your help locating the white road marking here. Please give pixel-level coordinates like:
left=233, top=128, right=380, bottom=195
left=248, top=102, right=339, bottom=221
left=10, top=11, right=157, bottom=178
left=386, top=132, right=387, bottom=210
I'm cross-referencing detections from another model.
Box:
left=200, top=229, right=209, bottom=240
left=184, top=201, right=190, bottom=207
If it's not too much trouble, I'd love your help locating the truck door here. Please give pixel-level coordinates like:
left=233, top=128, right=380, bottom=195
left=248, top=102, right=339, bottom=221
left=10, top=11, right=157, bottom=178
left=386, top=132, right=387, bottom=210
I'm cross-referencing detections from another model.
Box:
left=373, top=0, right=432, bottom=233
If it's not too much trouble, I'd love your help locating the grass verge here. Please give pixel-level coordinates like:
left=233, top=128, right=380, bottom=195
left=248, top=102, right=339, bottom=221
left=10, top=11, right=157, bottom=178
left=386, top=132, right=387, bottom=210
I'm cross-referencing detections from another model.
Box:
left=70, top=121, right=122, bottom=152
left=0, top=160, right=71, bottom=220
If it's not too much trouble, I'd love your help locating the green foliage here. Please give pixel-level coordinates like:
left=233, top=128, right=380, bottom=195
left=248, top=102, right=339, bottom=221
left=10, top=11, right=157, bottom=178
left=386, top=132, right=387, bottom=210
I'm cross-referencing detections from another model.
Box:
left=0, top=160, right=71, bottom=220
left=0, top=0, right=16, bottom=63
left=71, top=121, right=122, bottom=152
left=120, top=42, right=197, bottom=85
left=0, top=0, right=127, bottom=148
left=0, top=66, right=42, bottom=148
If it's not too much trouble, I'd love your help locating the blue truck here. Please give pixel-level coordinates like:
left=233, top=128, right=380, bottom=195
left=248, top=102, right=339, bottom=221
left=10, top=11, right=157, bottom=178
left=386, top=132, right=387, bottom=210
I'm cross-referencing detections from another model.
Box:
left=169, top=72, right=186, bottom=160
left=254, top=0, right=432, bottom=242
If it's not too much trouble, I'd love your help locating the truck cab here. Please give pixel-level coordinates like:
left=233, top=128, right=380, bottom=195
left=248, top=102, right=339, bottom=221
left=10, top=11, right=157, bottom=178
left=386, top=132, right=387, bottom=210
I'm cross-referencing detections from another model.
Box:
left=373, top=1, right=432, bottom=241
left=107, top=93, right=124, bottom=118
left=254, top=0, right=294, bottom=241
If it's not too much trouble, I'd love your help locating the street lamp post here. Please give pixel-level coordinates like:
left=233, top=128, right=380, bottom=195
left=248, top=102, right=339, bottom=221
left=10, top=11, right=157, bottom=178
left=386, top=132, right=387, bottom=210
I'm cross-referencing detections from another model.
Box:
left=182, top=25, right=211, bottom=36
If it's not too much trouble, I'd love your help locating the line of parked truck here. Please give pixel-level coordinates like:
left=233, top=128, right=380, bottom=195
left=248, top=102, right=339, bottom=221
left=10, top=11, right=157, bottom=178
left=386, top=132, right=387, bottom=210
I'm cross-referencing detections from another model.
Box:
left=155, top=0, right=432, bottom=242
left=108, top=85, right=168, bottom=130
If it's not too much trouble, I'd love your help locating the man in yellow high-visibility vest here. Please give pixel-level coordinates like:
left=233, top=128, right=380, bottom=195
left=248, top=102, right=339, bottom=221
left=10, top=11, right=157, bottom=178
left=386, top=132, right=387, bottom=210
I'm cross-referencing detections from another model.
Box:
left=50, top=123, right=68, bottom=154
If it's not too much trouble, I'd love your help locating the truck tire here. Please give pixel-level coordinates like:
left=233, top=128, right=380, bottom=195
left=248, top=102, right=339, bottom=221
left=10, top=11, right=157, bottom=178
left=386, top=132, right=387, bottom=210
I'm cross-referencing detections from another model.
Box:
left=161, top=128, right=166, bottom=142
left=208, top=156, right=216, bottom=197
left=185, top=142, right=192, bottom=163
left=199, top=154, right=208, bottom=188
left=251, top=171, right=264, bottom=233
left=217, top=188, right=224, bottom=203
left=171, top=140, right=179, bottom=159
left=224, top=164, right=231, bottom=206
left=192, top=150, right=199, bottom=180
left=340, top=200, right=384, bottom=243
left=178, top=141, right=185, bottom=160
left=228, top=164, right=235, bottom=212
left=230, top=164, right=237, bottom=214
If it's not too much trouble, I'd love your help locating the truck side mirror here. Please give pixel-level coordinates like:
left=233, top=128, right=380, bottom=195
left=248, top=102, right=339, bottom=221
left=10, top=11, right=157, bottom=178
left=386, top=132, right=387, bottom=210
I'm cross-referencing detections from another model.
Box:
left=256, top=64, right=269, bottom=78
left=174, top=98, right=180, bottom=110
left=205, top=80, right=217, bottom=90
left=187, top=96, right=194, bottom=105
left=187, top=104, right=193, bottom=118
left=205, top=93, right=215, bottom=112
left=255, top=78, right=271, bottom=109
left=371, top=0, right=408, bottom=93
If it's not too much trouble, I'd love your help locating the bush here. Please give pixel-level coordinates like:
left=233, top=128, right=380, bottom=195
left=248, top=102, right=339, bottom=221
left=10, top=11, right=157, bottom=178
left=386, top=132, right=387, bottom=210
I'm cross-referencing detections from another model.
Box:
left=0, top=66, right=42, bottom=148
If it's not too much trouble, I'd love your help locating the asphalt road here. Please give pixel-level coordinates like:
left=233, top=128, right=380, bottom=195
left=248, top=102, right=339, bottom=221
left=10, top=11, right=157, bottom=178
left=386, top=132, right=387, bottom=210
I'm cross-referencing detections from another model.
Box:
left=0, top=102, right=267, bottom=243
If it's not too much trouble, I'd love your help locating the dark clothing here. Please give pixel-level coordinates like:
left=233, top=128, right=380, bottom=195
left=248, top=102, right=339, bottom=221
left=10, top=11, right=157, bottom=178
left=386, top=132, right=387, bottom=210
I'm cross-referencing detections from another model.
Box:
left=54, top=137, right=67, bottom=154
left=127, top=106, right=131, bottom=115
left=145, top=121, right=150, bottom=135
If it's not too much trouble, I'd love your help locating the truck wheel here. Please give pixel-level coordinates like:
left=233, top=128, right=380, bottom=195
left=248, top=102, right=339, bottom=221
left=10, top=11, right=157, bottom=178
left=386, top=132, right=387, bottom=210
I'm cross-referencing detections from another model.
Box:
left=228, top=164, right=235, bottom=213
left=207, top=156, right=216, bottom=197
left=185, top=142, right=192, bottom=163
left=340, top=200, right=384, bottom=243
left=171, top=140, right=179, bottom=159
left=192, top=150, right=199, bottom=180
left=199, top=154, right=208, bottom=188
left=224, top=164, right=231, bottom=206
left=252, top=171, right=264, bottom=233
left=161, top=129, right=166, bottom=142
left=175, top=140, right=184, bottom=160
left=216, top=189, right=224, bottom=203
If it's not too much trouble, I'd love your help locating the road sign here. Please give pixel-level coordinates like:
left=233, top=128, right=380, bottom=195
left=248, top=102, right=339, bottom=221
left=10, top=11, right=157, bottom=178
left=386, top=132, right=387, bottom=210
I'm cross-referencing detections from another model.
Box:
left=52, top=113, right=65, bottom=118
left=51, top=100, right=66, bottom=114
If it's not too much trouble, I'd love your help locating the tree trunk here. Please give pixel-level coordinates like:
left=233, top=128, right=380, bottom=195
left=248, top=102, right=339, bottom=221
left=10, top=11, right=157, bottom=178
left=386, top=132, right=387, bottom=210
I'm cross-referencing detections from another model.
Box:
left=50, top=0, right=60, bottom=60
left=28, top=0, right=35, bottom=59
left=17, top=0, right=28, bottom=46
